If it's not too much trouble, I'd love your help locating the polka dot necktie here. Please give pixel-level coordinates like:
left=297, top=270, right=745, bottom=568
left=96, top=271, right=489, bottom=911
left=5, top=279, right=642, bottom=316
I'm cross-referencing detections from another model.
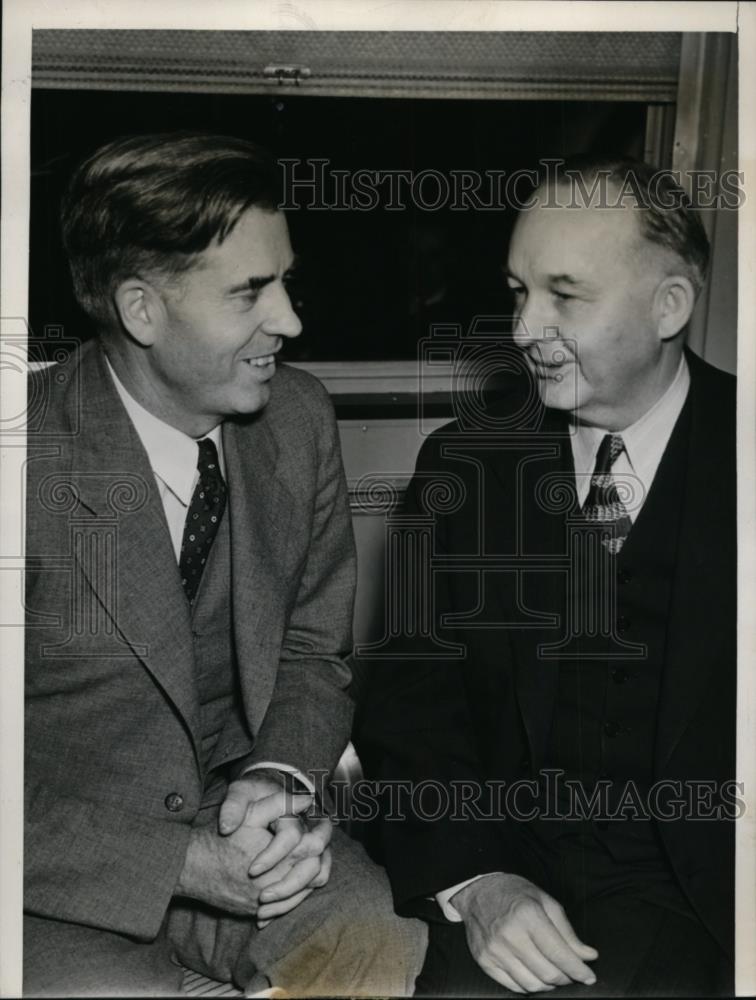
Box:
left=581, top=433, right=633, bottom=555
left=179, top=438, right=227, bottom=603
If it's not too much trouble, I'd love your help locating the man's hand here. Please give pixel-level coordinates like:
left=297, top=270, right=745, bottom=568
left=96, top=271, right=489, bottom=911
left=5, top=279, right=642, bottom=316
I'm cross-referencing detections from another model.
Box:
left=452, top=873, right=598, bottom=994
left=219, top=768, right=312, bottom=837
left=218, top=769, right=333, bottom=925
left=175, top=803, right=277, bottom=915
left=253, top=814, right=333, bottom=926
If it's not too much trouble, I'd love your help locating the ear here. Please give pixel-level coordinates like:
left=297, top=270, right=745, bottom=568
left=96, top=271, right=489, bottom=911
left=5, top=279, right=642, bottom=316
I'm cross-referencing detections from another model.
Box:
left=653, top=274, right=697, bottom=342
left=113, top=279, right=163, bottom=346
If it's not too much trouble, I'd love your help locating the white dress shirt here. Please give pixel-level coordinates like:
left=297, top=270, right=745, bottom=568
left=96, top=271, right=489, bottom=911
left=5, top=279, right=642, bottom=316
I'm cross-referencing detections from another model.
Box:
left=106, top=357, right=224, bottom=561
left=436, top=354, right=691, bottom=922
left=569, top=355, right=690, bottom=521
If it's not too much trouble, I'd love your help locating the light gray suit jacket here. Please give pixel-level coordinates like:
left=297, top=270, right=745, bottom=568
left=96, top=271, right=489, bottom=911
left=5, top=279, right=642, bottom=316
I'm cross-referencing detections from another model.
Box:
left=24, top=339, right=356, bottom=940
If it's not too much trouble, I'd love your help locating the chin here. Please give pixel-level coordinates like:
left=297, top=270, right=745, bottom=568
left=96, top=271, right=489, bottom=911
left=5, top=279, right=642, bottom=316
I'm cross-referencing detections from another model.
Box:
left=247, top=384, right=272, bottom=413
left=226, top=383, right=272, bottom=418
left=538, top=376, right=580, bottom=413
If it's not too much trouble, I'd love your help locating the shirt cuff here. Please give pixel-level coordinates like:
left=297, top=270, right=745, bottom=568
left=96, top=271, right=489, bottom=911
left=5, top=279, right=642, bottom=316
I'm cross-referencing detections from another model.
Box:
left=241, top=761, right=316, bottom=795
left=435, top=873, right=502, bottom=922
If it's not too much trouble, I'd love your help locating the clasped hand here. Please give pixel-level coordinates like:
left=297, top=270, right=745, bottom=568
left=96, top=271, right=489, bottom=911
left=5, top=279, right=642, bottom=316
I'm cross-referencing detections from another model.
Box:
left=176, top=771, right=332, bottom=926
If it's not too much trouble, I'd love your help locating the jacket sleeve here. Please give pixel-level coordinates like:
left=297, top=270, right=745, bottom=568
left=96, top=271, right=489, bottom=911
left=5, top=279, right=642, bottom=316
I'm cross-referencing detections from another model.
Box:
left=355, top=433, right=508, bottom=920
left=248, top=381, right=357, bottom=784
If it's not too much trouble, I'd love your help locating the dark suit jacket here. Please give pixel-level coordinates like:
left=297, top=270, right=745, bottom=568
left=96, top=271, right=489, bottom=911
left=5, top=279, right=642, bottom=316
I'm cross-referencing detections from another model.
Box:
left=25, top=339, right=357, bottom=940
left=358, top=349, right=736, bottom=958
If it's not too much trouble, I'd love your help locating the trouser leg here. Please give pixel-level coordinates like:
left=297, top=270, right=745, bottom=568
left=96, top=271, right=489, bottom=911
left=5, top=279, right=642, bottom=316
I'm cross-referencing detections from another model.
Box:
left=168, top=826, right=428, bottom=997
left=415, top=821, right=730, bottom=999
left=416, top=894, right=728, bottom=999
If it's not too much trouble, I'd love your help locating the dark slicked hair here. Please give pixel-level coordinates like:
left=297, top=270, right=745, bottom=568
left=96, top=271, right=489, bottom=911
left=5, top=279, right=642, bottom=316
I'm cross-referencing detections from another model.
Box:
left=536, top=156, right=710, bottom=295
left=61, top=132, right=281, bottom=328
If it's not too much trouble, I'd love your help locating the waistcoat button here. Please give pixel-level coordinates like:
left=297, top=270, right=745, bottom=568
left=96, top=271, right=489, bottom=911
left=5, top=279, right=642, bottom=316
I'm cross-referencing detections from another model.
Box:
left=164, top=792, right=184, bottom=812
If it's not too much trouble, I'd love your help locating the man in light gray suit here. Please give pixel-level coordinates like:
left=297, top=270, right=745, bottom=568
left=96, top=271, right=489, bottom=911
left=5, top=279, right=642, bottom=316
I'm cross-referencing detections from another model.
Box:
left=24, top=132, right=426, bottom=996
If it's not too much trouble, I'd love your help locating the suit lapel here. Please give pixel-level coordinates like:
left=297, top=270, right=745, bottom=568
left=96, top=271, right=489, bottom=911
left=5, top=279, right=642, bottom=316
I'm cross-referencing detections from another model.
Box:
left=224, top=414, right=294, bottom=736
left=488, top=411, right=574, bottom=767
left=66, top=343, right=201, bottom=754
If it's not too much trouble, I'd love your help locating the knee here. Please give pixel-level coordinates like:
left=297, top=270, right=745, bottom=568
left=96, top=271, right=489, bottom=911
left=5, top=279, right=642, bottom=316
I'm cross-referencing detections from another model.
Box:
left=334, top=850, right=428, bottom=990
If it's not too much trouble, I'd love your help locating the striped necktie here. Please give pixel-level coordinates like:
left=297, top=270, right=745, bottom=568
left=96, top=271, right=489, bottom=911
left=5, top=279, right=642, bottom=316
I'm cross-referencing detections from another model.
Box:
left=582, top=433, right=632, bottom=555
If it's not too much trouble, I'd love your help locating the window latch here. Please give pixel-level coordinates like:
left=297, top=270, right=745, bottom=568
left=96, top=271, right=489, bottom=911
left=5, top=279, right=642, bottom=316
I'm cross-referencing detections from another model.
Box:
left=263, top=64, right=312, bottom=86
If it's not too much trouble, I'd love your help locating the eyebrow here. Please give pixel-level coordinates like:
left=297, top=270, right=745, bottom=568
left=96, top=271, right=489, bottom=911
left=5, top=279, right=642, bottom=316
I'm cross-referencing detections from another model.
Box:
left=504, top=268, right=590, bottom=290
left=225, top=257, right=300, bottom=296
left=548, top=273, right=585, bottom=288
left=226, top=275, right=275, bottom=295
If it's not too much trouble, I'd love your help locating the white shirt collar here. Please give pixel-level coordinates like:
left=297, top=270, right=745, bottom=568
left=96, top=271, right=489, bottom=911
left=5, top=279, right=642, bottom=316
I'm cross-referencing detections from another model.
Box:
left=570, top=354, right=690, bottom=488
left=104, top=356, right=224, bottom=507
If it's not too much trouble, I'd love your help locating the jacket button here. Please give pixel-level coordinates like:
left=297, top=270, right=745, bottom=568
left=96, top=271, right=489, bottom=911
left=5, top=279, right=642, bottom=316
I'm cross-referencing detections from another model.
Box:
left=617, top=568, right=633, bottom=585
left=164, top=792, right=184, bottom=812
left=616, top=615, right=630, bottom=634
left=603, top=721, right=620, bottom=738
left=612, top=667, right=628, bottom=684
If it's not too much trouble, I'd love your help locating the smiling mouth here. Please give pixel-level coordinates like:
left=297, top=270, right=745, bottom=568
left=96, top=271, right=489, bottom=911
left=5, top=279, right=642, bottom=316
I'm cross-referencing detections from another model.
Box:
left=244, top=355, right=277, bottom=367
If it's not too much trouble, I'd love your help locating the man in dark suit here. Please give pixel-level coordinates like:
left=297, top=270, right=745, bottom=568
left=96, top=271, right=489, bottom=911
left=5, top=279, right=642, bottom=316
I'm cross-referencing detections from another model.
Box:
left=24, top=132, right=426, bottom=996
left=357, top=158, right=736, bottom=996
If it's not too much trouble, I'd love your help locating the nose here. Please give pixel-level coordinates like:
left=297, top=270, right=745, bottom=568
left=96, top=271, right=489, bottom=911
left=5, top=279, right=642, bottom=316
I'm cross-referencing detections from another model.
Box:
left=512, top=295, right=556, bottom=352
left=260, top=281, right=303, bottom=340
left=512, top=295, right=538, bottom=350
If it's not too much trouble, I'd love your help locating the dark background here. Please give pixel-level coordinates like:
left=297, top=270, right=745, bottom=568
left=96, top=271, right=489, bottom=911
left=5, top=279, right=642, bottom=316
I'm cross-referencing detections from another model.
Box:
left=29, top=90, right=646, bottom=361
